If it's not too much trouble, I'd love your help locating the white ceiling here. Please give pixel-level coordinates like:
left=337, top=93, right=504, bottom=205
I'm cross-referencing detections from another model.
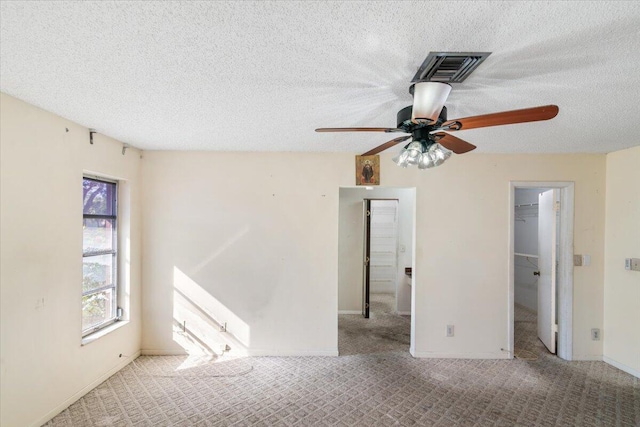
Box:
left=1, top=1, right=640, bottom=154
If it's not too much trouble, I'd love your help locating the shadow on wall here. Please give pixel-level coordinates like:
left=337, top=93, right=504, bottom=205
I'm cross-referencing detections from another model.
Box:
left=172, top=267, right=250, bottom=368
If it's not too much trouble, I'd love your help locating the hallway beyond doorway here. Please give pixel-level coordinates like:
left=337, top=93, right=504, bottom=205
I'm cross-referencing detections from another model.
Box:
left=338, top=293, right=410, bottom=356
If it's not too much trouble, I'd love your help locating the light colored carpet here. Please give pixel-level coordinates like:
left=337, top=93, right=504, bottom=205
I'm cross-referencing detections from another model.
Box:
left=338, top=293, right=410, bottom=356
left=45, top=297, right=639, bottom=426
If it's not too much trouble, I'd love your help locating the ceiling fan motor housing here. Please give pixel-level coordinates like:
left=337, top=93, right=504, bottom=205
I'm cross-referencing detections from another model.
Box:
left=397, top=105, right=448, bottom=143
left=396, top=105, right=449, bottom=150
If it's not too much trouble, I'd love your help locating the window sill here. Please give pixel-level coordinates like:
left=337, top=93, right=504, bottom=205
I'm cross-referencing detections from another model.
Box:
left=81, top=320, right=129, bottom=346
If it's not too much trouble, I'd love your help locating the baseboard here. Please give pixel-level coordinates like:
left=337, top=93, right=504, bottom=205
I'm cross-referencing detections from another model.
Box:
left=141, top=347, right=340, bottom=357
left=31, top=350, right=141, bottom=427
left=397, top=311, right=411, bottom=316
left=338, top=310, right=361, bottom=315
left=248, top=349, right=339, bottom=357
left=603, top=356, right=640, bottom=378
left=140, top=348, right=188, bottom=356
left=411, top=351, right=510, bottom=359
left=572, top=354, right=603, bottom=361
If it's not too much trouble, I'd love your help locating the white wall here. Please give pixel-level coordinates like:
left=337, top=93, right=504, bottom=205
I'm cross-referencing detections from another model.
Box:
left=140, top=151, right=348, bottom=356
left=514, top=189, right=541, bottom=311
left=142, top=150, right=606, bottom=361
left=0, top=93, right=143, bottom=427
left=377, top=152, right=606, bottom=360
left=338, top=188, right=415, bottom=315
left=603, top=145, right=640, bottom=377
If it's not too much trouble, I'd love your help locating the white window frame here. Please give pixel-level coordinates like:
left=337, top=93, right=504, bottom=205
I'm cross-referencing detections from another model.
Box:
left=82, top=176, right=120, bottom=337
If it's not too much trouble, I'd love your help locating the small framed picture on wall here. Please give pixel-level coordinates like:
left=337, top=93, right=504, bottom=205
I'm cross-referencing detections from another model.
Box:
left=355, top=155, right=380, bottom=186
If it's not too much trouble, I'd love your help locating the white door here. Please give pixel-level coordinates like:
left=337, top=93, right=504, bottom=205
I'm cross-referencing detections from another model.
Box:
left=537, top=189, right=558, bottom=353
left=369, top=201, right=399, bottom=295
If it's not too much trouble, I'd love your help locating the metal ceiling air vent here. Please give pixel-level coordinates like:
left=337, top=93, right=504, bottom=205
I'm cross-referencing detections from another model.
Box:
left=411, top=51, right=491, bottom=84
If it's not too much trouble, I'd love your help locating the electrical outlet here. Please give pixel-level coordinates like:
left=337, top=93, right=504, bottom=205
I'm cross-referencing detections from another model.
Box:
left=591, top=328, right=600, bottom=341
left=446, top=325, right=454, bottom=337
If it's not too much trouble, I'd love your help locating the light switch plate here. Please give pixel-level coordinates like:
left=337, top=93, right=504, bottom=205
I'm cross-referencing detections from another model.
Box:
left=627, top=258, right=640, bottom=272
left=583, top=255, right=591, bottom=266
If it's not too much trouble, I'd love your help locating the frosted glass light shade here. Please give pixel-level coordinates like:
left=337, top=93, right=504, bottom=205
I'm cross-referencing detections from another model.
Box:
left=405, top=141, right=424, bottom=165
left=411, top=82, right=451, bottom=124
left=393, top=150, right=410, bottom=167
left=428, top=143, right=451, bottom=166
left=417, top=152, right=435, bottom=169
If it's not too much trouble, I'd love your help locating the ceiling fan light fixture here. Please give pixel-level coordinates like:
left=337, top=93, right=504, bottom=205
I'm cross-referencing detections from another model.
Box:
left=417, top=152, right=435, bottom=169
left=396, top=141, right=452, bottom=170
left=405, top=140, right=424, bottom=165
left=429, top=143, right=452, bottom=166
left=411, top=82, right=451, bottom=124
left=393, top=150, right=410, bottom=167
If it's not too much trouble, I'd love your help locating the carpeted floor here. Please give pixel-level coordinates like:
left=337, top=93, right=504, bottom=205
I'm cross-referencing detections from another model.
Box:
left=45, top=295, right=639, bottom=426
left=338, top=293, right=410, bottom=356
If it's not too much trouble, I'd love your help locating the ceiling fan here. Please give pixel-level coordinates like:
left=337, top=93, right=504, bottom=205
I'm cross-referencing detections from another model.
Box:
left=316, top=54, right=559, bottom=169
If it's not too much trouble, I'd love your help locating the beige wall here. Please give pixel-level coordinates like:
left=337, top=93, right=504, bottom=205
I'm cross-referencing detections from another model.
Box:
left=603, top=146, right=640, bottom=376
left=0, top=93, right=143, bottom=427
left=140, top=151, right=350, bottom=356
left=378, top=152, right=607, bottom=359
left=141, top=149, right=607, bottom=360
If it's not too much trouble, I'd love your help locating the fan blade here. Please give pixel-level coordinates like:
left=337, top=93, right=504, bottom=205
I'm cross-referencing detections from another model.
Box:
left=441, top=105, right=559, bottom=131
left=315, top=127, right=404, bottom=133
left=362, top=135, right=412, bottom=156
left=433, top=132, right=476, bottom=154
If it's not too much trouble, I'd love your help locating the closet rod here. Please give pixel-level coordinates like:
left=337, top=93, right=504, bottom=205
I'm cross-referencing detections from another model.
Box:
left=514, top=203, right=539, bottom=208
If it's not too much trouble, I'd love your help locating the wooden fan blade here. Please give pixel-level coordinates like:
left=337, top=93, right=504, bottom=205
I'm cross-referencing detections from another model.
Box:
left=315, top=127, right=404, bottom=133
left=362, top=135, right=412, bottom=156
left=442, top=105, right=559, bottom=131
left=433, top=132, right=476, bottom=154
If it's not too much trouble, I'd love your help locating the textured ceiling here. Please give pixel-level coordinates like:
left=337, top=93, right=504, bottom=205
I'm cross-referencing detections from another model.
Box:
left=1, top=1, right=640, bottom=153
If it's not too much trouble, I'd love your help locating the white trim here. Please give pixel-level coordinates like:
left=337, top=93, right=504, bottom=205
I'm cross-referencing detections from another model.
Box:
left=142, top=348, right=339, bottom=357
left=81, top=320, right=129, bottom=345
left=603, top=356, right=640, bottom=378
left=338, top=310, right=362, bottom=315
left=140, top=348, right=188, bottom=356
left=508, top=182, right=574, bottom=361
left=573, top=354, right=603, bottom=361
left=411, top=351, right=510, bottom=359
left=31, top=351, right=141, bottom=427
left=248, top=349, right=339, bottom=357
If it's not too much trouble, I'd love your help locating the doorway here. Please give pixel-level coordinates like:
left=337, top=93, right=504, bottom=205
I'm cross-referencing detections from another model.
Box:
left=509, top=182, right=574, bottom=361
left=338, top=187, right=416, bottom=355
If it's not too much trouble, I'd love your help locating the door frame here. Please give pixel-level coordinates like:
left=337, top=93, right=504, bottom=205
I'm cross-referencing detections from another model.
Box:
left=362, top=199, right=371, bottom=318
left=508, top=181, right=574, bottom=361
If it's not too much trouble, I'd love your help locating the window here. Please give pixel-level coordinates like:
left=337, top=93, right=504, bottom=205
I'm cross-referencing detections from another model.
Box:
left=82, top=177, right=119, bottom=336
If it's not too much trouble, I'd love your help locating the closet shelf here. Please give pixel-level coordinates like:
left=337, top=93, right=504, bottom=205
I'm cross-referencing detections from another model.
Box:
left=515, top=252, right=538, bottom=258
